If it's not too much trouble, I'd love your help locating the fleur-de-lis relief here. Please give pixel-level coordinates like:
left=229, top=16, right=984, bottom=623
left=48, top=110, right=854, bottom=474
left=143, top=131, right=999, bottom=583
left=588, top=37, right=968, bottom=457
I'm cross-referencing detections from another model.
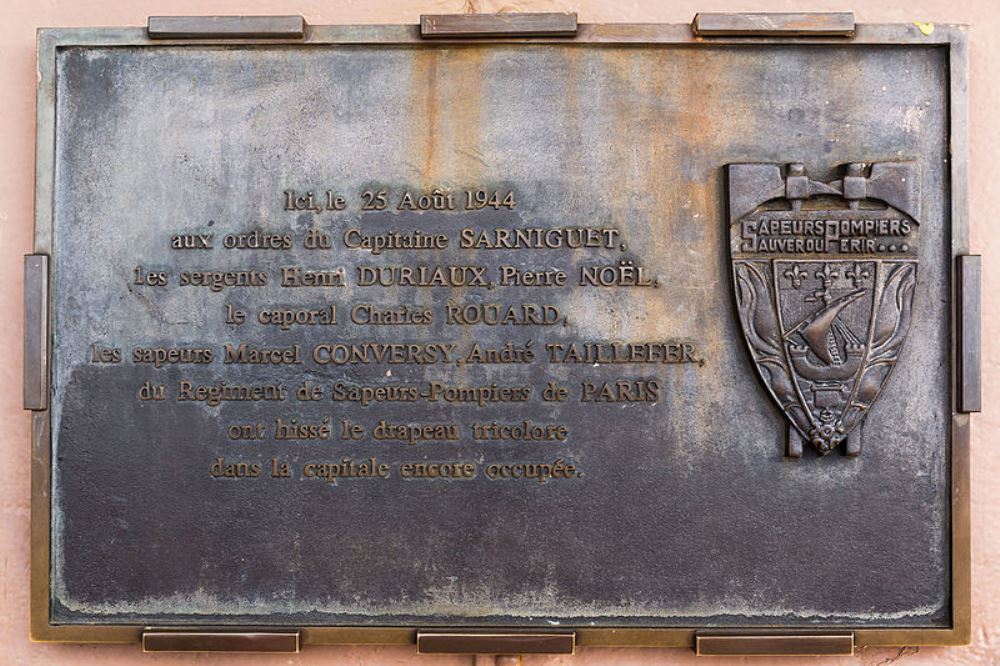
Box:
left=805, top=264, right=840, bottom=304
left=783, top=265, right=809, bottom=289
left=845, top=262, right=871, bottom=288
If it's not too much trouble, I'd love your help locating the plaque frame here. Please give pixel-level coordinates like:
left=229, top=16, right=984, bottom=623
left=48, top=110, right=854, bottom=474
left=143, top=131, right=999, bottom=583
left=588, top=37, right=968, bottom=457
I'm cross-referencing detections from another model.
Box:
left=27, top=19, right=974, bottom=650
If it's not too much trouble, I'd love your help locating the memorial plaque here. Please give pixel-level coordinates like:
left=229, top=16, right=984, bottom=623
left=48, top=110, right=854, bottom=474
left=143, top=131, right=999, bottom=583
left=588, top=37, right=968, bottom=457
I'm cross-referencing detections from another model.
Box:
left=28, top=17, right=976, bottom=652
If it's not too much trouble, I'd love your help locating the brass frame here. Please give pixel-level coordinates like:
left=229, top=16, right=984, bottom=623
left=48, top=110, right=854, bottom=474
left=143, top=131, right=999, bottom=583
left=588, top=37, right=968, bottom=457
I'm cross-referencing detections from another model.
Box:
left=29, top=21, right=972, bottom=648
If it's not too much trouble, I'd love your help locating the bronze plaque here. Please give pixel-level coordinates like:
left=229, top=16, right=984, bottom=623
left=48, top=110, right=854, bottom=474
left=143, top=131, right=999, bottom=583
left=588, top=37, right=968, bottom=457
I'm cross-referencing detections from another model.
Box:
left=29, top=19, right=974, bottom=649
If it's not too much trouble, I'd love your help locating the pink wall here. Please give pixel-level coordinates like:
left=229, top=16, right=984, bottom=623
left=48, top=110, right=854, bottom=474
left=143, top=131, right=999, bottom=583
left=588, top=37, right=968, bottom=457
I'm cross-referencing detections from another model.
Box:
left=2, top=1, right=996, bottom=664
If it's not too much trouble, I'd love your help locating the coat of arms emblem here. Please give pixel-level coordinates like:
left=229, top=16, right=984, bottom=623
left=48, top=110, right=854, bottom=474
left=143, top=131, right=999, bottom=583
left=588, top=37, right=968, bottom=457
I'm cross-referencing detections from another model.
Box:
left=729, top=162, right=919, bottom=457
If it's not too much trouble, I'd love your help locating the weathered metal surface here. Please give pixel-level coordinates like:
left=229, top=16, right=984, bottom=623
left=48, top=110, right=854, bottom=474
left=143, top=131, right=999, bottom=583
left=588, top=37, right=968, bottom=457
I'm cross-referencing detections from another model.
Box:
left=147, top=16, right=305, bottom=39
left=958, top=255, right=981, bottom=412
left=31, top=22, right=969, bottom=648
left=23, top=255, right=48, bottom=410
left=142, top=630, right=300, bottom=652
left=695, top=633, right=854, bottom=656
left=416, top=631, right=575, bottom=654
left=692, top=13, right=855, bottom=37
left=420, top=13, right=577, bottom=38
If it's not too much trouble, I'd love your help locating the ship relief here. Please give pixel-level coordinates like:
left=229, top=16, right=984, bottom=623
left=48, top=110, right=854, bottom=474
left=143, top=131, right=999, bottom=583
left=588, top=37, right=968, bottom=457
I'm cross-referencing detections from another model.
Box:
left=729, top=162, right=919, bottom=458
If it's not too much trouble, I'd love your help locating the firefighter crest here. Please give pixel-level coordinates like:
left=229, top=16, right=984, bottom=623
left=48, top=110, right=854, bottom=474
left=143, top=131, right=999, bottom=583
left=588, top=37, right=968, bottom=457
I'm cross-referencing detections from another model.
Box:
left=729, top=163, right=919, bottom=457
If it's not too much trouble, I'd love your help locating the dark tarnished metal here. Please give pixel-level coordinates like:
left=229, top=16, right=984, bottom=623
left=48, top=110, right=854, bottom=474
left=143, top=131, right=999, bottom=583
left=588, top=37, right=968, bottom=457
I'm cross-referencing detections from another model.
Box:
left=692, top=13, right=855, bottom=37
left=147, top=16, right=305, bottom=39
left=958, top=255, right=981, bottom=413
left=420, top=13, right=577, bottom=38
left=23, top=255, right=48, bottom=411
left=29, top=20, right=972, bottom=651
left=142, top=631, right=300, bottom=652
left=417, top=631, right=575, bottom=654
left=695, top=633, right=854, bottom=656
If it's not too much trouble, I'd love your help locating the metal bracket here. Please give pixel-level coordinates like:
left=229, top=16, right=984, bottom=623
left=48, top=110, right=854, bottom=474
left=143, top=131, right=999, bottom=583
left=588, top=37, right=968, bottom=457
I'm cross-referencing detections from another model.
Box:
left=23, top=255, right=48, bottom=411
left=147, top=16, right=306, bottom=40
left=141, top=630, right=300, bottom=653
left=692, top=12, right=855, bottom=38
left=416, top=631, right=575, bottom=655
left=420, top=12, right=578, bottom=39
left=958, top=255, right=982, bottom=412
left=695, top=632, right=855, bottom=656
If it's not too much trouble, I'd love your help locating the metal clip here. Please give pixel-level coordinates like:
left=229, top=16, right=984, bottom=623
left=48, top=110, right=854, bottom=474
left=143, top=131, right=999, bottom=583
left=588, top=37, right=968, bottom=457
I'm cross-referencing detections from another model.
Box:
left=23, top=255, right=48, bottom=411
left=958, top=255, right=981, bottom=412
left=416, top=631, right=575, bottom=654
left=695, top=632, right=854, bottom=656
left=142, top=630, right=300, bottom=653
left=692, top=12, right=855, bottom=38
left=147, top=16, right=306, bottom=40
left=420, top=13, right=578, bottom=39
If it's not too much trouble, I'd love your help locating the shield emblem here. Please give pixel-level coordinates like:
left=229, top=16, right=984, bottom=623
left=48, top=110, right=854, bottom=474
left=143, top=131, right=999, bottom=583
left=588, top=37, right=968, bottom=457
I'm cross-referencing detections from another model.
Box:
left=729, top=163, right=919, bottom=457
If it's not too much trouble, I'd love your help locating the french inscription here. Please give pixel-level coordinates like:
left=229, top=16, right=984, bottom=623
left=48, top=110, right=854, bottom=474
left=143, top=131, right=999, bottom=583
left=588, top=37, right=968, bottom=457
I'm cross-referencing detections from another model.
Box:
left=101, top=185, right=705, bottom=489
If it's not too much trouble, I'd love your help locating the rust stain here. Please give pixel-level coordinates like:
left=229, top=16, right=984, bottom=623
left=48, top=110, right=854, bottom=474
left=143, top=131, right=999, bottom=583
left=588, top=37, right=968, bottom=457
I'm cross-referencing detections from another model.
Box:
left=409, top=46, right=490, bottom=371
left=411, top=46, right=488, bottom=187
left=423, top=51, right=439, bottom=185
left=442, top=46, right=487, bottom=179
left=446, top=47, right=487, bottom=373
